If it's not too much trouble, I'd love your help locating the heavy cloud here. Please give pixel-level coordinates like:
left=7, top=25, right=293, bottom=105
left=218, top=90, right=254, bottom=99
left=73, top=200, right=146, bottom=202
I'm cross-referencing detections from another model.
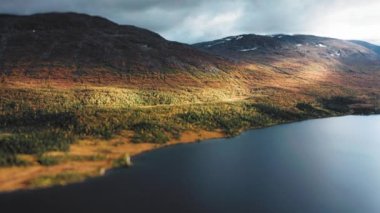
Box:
left=0, top=0, right=379, bottom=44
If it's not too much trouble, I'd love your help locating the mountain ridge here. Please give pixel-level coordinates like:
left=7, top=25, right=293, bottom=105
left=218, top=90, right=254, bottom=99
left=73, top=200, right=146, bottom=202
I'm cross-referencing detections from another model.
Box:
left=0, top=12, right=233, bottom=88
left=0, top=12, right=379, bottom=87
left=350, top=40, right=380, bottom=55
left=1, top=12, right=379, bottom=104
left=193, top=33, right=380, bottom=72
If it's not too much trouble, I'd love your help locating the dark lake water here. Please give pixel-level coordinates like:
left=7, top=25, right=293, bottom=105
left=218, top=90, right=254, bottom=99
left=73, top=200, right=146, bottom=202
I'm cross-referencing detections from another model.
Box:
left=1, top=115, right=380, bottom=213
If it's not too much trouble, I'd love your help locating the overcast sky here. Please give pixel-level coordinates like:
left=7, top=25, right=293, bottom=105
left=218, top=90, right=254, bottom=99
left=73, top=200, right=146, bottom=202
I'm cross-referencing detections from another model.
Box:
left=1, top=0, right=379, bottom=44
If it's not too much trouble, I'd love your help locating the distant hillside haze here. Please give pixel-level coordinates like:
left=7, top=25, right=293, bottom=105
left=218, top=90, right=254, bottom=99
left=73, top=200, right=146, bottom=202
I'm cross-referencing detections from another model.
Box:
left=350, top=40, right=380, bottom=55
left=193, top=34, right=380, bottom=72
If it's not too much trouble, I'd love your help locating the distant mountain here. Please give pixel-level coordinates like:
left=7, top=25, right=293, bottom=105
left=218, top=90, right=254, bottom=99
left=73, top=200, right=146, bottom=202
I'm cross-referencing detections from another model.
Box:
left=350, top=40, right=380, bottom=55
left=194, top=34, right=380, bottom=72
left=0, top=13, right=379, bottom=100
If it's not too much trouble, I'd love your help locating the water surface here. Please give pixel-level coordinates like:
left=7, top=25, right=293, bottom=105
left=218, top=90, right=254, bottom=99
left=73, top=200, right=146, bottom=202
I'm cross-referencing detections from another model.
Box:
left=1, top=115, right=380, bottom=213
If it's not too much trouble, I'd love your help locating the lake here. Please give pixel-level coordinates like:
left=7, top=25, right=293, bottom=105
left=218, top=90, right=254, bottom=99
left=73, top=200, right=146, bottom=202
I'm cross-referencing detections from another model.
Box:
left=1, top=115, right=380, bottom=213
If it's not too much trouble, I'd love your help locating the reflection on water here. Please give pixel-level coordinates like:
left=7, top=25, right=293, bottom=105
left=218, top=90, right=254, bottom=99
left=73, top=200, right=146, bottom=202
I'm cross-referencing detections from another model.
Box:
left=1, top=115, right=380, bottom=213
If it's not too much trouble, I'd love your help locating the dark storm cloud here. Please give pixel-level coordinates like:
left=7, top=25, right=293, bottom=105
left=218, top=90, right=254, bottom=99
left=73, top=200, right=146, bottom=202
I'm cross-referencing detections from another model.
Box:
left=0, top=0, right=379, bottom=44
left=0, top=0, right=201, bottom=34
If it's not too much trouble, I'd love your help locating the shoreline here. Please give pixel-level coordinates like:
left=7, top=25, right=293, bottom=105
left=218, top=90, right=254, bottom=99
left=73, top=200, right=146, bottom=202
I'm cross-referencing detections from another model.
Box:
left=0, top=130, right=226, bottom=193
left=1, top=114, right=378, bottom=193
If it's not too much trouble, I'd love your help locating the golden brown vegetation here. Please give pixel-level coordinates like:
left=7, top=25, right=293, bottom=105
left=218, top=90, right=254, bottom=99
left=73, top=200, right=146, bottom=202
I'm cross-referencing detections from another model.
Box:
left=0, top=63, right=379, bottom=192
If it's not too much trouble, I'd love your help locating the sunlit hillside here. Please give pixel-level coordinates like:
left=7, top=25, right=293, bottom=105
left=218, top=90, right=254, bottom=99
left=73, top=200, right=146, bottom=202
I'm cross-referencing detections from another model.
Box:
left=0, top=13, right=379, bottom=191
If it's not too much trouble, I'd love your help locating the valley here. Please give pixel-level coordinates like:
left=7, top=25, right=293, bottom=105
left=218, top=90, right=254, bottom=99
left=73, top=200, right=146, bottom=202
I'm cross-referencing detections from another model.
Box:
left=0, top=13, right=379, bottom=192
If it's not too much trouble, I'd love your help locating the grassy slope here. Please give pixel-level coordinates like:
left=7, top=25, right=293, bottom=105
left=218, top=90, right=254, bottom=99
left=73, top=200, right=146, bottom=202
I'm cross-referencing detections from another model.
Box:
left=0, top=62, right=379, bottom=191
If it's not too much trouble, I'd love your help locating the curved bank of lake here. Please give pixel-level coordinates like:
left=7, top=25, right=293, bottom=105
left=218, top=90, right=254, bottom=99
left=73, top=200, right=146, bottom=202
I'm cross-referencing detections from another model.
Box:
left=1, top=115, right=380, bottom=213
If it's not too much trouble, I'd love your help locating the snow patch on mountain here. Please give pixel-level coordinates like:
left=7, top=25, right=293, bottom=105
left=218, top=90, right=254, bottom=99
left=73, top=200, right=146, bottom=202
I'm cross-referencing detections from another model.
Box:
left=239, top=47, right=258, bottom=52
left=330, top=51, right=341, bottom=57
left=206, top=40, right=226, bottom=48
